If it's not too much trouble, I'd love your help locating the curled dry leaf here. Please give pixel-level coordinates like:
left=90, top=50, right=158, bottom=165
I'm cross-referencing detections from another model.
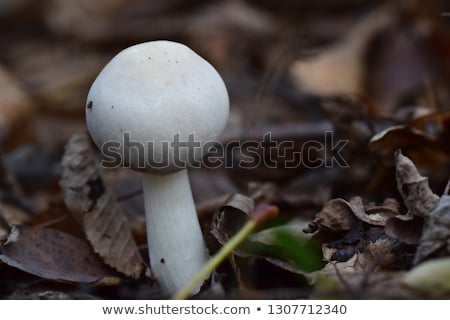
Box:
left=312, top=196, right=400, bottom=231
left=351, top=197, right=399, bottom=226
left=384, top=215, right=423, bottom=245
left=394, top=150, right=439, bottom=218
left=320, top=237, right=396, bottom=280
left=211, top=193, right=254, bottom=255
left=312, top=198, right=358, bottom=231
left=414, top=196, right=450, bottom=264
left=0, top=225, right=117, bottom=283
left=369, top=125, right=448, bottom=166
left=60, top=133, right=149, bottom=279
left=321, top=253, right=367, bottom=276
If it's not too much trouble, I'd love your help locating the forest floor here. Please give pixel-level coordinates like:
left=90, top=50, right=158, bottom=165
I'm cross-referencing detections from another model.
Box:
left=0, top=0, right=450, bottom=299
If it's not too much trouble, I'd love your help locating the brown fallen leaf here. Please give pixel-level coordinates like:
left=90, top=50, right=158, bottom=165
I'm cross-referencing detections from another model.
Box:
left=352, top=197, right=400, bottom=226
left=0, top=225, right=117, bottom=283
left=312, top=198, right=358, bottom=231
left=211, top=193, right=255, bottom=255
left=385, top=215, right=423, bottom=245
left=369, top=125, right=449, bottom=166
left=319, top=236, right=396, bottom=278
left=394, top=149, right=439, bottom=218
left=312, top=196, right=399, bottom=231
left=289, top=6, right=394, bottom=97
left=60, top=133, right=149, bottom=280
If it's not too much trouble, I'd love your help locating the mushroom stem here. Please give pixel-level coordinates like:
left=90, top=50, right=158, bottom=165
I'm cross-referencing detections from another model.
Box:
left=142, top=169, right=210, bottom=295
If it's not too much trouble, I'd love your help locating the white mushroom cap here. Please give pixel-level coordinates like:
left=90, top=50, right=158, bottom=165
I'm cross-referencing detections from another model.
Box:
left=86, top=40, right=229, bottom=173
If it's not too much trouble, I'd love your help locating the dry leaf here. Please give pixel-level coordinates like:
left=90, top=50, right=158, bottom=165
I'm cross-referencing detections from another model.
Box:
left=394, top=149, right=439, bottom=218
left=351, top=197, right=399, bottom=226
left=312, top=198, right=358, bottom=231
left=289, top=7, right=394, bottom=97
left=320, top=237, right=395, bottom=277
left=60, top=133, right=149, bottom=279
left=0, top=225, right=117, bottom=283
left=414, top=196, right=450, bottom=264
left=211, top=193, right=254, bottom=254
left=312, top=196, right=399, bottom=231
left=384, top=215, right=423, bottom=245
left=369, top=125, right=448, bottom=166
left=322, top=253, right=367, bottom=275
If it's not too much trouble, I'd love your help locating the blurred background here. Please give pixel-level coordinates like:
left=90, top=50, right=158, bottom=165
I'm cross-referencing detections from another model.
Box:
left=0, top=0, right=450, bottom=298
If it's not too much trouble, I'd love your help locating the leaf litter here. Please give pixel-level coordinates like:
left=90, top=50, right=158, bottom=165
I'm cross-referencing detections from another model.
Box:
left=1, top=0, right=450, bottom=299
left=60, top=133, right=150, bottom=280
left=0, top=225, right=118, bottom=283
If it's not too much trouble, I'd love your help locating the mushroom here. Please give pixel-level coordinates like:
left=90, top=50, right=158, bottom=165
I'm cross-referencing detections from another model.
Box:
left=85, top=40, right=229, bottom=295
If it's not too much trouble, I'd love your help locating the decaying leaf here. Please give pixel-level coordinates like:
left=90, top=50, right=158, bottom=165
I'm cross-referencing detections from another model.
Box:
left=414, top=196, right=450, bottom=264
left=403, top=257, right=450, bottom=297
left=312, top=196, right=400, bottom=231
left=321, top=252, right=367, bottom=275
left=385, top=215, right=423, bottom=245
left=211, top=193, right=254, bottom=255
left=312, top=198, right=358, bottom=231
left=289, top=7, right=394, bottom=97
left=351, top=197, right=399, bottom=226
left=394, top=149, right=439, bottom=218
left=0, top=225, right=117, bottom=283
left=369, top=125, right=448, bottom=166
left=318, top=236, right=397, bottom=284
left=60, top=133, right=149, bottom=279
